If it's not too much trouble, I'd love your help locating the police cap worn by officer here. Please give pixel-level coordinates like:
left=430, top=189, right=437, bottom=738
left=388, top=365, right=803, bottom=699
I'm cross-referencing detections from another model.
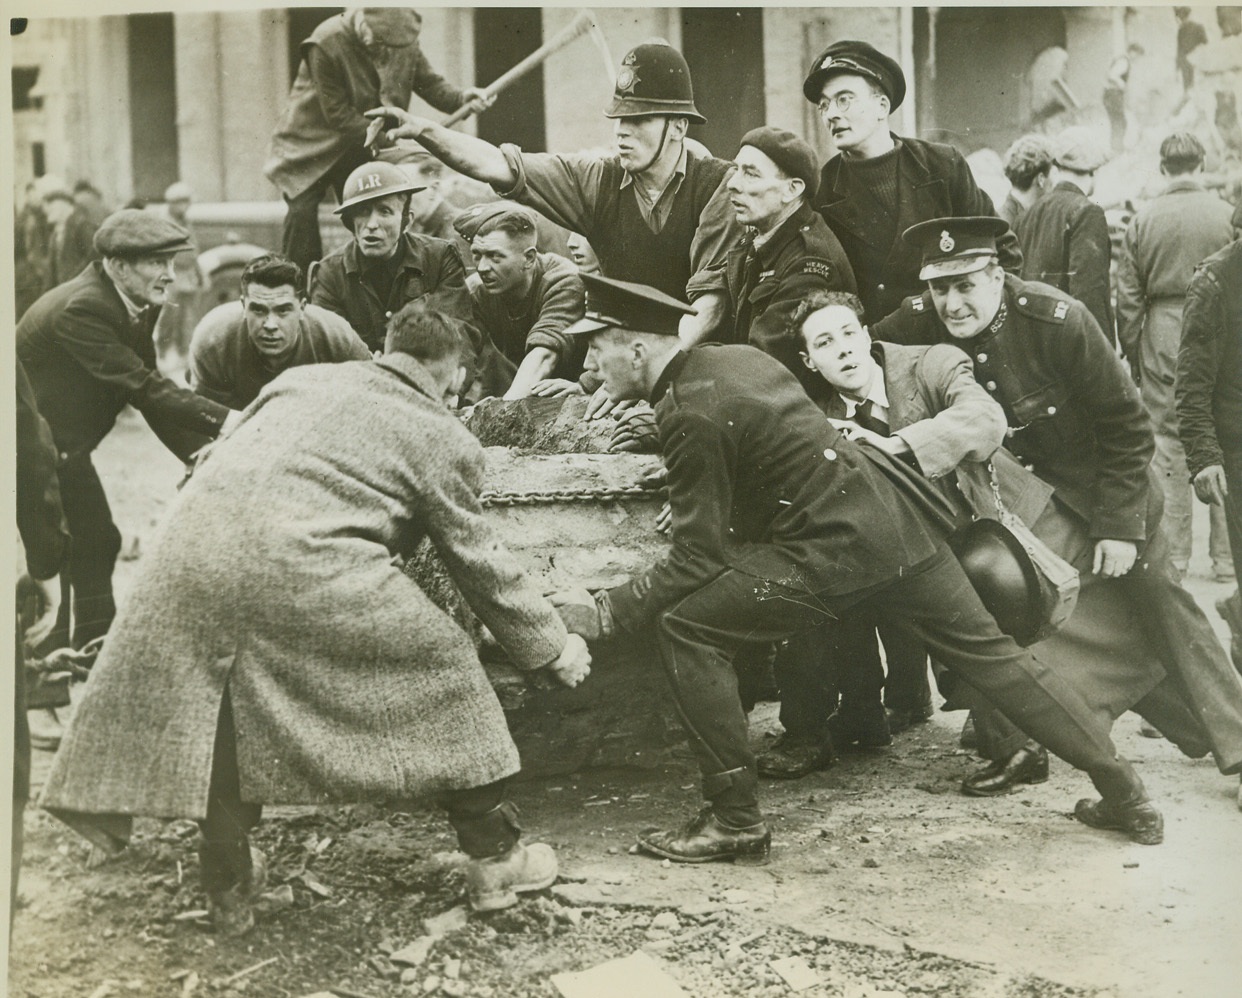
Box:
left=452, top=201, right=538, bottom=243
left=565, top=273, right=697, bottom=338
left=604, top=39, right=706, bottom=124
left=738, top=126, right=820, bottom=199
left=1052, top=126, right=1109, bottom=174
left=334, top=161, right=426, bottom=217
left=94, top=208, right=194, bottom=259
left=902, top=216, right=1009, bottom=281
left=802, top=40, right=906, bottom=111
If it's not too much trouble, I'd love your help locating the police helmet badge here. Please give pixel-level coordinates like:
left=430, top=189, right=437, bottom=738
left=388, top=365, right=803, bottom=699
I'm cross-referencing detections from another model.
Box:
left=615, top=66, right=640, bottom=96
left=939, top=230, right=955, bottom=253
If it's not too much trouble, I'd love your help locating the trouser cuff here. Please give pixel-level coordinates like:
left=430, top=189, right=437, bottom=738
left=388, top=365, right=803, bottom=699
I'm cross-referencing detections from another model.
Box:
left=703, top=766, right=761, bottom=827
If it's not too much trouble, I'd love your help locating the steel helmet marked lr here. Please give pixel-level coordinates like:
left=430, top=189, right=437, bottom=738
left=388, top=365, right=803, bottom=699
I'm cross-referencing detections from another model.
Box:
left=604, top=40, right=706, bottom=124
left=333, top=162, right=427, bottom=216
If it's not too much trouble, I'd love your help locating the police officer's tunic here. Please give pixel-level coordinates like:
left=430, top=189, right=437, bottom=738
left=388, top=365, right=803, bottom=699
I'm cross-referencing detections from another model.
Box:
left=875, top=275, right=1242, bottom=774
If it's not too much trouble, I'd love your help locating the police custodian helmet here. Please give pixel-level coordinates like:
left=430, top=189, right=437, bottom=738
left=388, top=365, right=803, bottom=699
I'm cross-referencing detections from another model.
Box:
left=604, top=39, right=706, bottom=124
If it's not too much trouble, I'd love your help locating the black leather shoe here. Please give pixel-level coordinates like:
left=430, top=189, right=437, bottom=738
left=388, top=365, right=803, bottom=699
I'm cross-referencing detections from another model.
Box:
left=1074, top=797, right=1164, bottom=845
left=756, top=736, right=835, bottom=779
left=826, top=707, right=892, bottom=749
left=885, top=704, right=933, bottom=735
left=637, top=808, right=770, bottom=865
left=961, top=745, right=1049, bottom=797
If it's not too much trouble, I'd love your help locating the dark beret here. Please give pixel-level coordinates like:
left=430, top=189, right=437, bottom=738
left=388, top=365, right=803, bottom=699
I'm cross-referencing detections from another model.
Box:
left=802, top=40, right=906, bottom=112
left=93, top=209, right=193, bottom=258
left=452, top=201, right=539, bottom=243
left=738, top=126, right=820, bottom=199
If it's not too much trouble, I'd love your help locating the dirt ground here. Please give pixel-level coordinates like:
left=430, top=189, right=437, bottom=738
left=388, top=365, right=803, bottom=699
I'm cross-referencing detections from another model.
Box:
left=9, top=407, right=1242, bottom=998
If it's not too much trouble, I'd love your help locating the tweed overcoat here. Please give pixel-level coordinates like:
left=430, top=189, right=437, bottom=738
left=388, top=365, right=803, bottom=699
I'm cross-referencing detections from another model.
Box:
left=40, top=353, right=567, bottom=838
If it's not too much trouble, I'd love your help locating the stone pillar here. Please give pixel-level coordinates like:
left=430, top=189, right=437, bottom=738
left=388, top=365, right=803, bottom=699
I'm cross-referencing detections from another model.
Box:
left=174, top=10, right=290, bottom=202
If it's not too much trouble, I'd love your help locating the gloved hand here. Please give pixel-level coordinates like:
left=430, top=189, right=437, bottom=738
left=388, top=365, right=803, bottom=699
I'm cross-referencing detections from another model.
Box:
left=609, top=404, right=659, bottom=453
left=549, top=588, right=617, bottom=642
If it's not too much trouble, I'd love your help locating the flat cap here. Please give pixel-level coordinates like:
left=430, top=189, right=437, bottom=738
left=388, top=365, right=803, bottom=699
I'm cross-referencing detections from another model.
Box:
left=803, top=40, right=906, bottom=111
left=361, top=8, right=421, bottom=46
left=1052, top=126, right=1109, bottom=174
left=94, top=208, right=194, bottom=258
left=739, top=126, right=820, bottom=199
left=452, top=201, right=539, bottom=243
left=565, top=273, right=697, bottom=338
left=902, top=216, right=1009, bottom=281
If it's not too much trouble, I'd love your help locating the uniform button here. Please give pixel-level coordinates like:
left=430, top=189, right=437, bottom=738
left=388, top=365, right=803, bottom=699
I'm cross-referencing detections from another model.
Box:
left=977, top=352, right=987, bottom=363
left=385, top=310, right=393, bottom=318
left=1047, top=405, right=1057, bottom=415
left=986, top=381, right=998, bottom=391
left=823, top=448, right=837, bottom=461
left=877, top=283, right=886, bottom=291
left=1018, top=296, right=1028, bottom=305
left=59, top=451, right=68, bottom=461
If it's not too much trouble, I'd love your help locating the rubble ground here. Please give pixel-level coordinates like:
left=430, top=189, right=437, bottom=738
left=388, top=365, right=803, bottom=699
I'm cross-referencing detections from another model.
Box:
left=9, top=408, right=1241, bottom=998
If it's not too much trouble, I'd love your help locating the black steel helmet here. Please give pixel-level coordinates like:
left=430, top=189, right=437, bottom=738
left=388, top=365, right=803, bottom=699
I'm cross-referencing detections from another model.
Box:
left=604, top=39, right=706, bottom=124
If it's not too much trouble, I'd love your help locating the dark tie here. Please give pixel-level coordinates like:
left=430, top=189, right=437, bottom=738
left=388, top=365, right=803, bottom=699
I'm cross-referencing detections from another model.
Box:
left=853, top=399, right=891, bottom=437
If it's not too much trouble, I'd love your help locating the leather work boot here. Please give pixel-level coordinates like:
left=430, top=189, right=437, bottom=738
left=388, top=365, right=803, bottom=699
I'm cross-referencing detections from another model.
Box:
left=885, top=702, right=933, bottom=736
left=464, top=842, right=558, bottom=912
left=961, top=744, right=1049, bottom=797
left=826, top=706, right=892, bottom=750
left=756, top=734, right=835, bottom=779
left=206, top=846, right=268, bottom=937
left=1073, top=797, right=1164, bottom=845
left=636, top=808, right=771, bottom=865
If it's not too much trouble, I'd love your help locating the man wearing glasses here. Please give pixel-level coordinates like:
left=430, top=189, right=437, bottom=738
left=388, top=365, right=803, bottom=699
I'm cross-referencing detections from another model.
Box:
left=805, top=41, right=1022, bottom=323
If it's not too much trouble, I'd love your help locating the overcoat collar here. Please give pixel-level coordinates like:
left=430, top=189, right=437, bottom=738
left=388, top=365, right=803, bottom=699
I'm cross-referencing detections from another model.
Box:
left=375, top=352, right=445, bottom=403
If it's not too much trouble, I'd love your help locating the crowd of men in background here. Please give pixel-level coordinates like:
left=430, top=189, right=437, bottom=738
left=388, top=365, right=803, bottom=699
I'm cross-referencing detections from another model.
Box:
left=14, top=7, right=1242, bottom=937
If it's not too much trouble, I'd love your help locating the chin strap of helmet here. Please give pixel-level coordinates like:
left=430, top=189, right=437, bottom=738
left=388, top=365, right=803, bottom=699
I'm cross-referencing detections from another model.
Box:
left=629, top=117, right=674, bottom=178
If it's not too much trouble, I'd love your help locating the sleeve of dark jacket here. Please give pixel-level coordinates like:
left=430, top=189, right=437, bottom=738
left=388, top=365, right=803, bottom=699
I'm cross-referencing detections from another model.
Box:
left=608, top=405, right=737, bottom=631
left=56, top=298, right=230, bottom=454
left=1176, top=264, right=1225, bottom=477
left=306, top=45, right=368, bottom=146
left=423, top=438, right=568, bottom=670
left=308, top=255, right=350, bottom=323
left=945, top=147, right=1023, bottom=274
left=1114, top=217, right=1146, bottom=369
left=524, top=258, right=586, bottom=359
left=1068, top=203, right=1115, bottom=342
left=410, top=44, right=466, bottom=113
left=16, top=360, right=69, bottom=581
left=1059, top=301, right=1152, bottom=539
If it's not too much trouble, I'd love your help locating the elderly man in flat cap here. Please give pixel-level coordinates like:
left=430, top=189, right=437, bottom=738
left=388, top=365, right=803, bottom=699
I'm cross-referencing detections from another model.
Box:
left=453, top=201, right=586, bottom=400
left=188, top=253, right=370, bottom=411
left=720, top=126, right=856, bottom=398
left=554, top=272, right=1165, bottom=855
left=17, top=209, right=243, bottom=656
left=366, top=40, right=743, bottom=371
left=1014, top=125, right=1115, bottom=344
left=803, top=40, right=1022, bottom=324
left=266, top=8, right=492, bottom=276
left=875, top=216, right=1242, bottom=813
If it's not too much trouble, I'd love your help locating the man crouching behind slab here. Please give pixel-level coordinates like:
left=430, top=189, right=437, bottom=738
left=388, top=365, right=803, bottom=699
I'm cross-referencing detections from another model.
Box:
left=40, top=302, right=591, bottom=935
left=552, top=273, right=1164, bottom=864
